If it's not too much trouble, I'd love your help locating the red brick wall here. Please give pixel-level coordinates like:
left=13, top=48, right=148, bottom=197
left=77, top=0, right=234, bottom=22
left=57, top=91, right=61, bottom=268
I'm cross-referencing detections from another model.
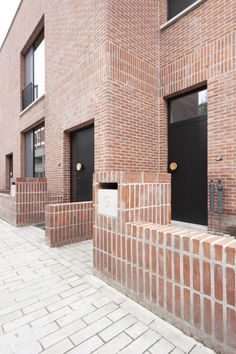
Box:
left=15, top=178, right=47, bottom=225
left=103, top=1, right=160, bottom=171
left=93, top=171, right=171, bottom=280
left=45, top=201, right=93, bottom=247
left=159, top=0, right=236, bottom=232
left=0, top=193, right=16, bottom=225
left=95, top=218, right=236, bottom=354
left=0, top=0, right=235, bottom=232
left=0, top=0, right=45, bottom=188
left=0, top=178, right=47, bottom=226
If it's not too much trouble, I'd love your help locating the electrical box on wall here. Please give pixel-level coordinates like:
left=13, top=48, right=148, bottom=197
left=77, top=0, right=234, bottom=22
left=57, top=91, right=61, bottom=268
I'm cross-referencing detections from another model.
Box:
left=98, top=183, right=118, bottom=218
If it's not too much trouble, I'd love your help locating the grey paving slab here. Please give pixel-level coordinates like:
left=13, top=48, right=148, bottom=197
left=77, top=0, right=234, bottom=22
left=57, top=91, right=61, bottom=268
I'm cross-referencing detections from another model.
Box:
left=0, top=219, right=216, bottom=354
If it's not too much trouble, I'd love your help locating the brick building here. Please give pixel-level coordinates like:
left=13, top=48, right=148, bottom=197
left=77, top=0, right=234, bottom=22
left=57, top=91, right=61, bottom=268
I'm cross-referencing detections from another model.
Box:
left=0, top=0, right=235, bottom=353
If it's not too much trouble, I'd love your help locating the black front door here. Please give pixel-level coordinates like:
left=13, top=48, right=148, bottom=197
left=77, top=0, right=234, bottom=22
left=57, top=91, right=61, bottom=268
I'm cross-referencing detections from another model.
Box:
left=168, top=88, right=208, bottom=225
left=71, top=125, right=94, bottom=202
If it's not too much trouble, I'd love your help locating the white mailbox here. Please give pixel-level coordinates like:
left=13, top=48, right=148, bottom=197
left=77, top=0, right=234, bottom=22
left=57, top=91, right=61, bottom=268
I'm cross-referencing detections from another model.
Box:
left=11, top=183, right=16, bottom=197
left=98, top=188, right=118, bottom=218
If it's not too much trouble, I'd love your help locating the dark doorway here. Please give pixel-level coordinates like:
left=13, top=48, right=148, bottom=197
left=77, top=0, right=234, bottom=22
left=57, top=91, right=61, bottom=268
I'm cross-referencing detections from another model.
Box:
left=168, top=88, right=208, bottom=225
left=70, top=125, right=94, bottom=202
left=6, top=154, right=13, bottom=191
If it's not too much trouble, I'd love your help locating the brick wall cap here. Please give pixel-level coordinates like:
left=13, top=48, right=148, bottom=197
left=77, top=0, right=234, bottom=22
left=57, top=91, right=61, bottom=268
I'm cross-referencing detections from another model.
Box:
left=16, top=178, right=47, bottom=182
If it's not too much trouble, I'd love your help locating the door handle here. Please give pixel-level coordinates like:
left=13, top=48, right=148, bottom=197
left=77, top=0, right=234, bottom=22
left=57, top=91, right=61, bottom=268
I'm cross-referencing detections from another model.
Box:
left=76, top=163, right=83, bottom=171
left=169, top=162, right=178, bottom=171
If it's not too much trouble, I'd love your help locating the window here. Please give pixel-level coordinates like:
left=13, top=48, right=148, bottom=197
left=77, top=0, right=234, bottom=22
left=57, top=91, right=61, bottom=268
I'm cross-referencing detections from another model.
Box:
left=168, top=0, right=197, bottom=20
left=22, top=30, right=45, bottom=110
left=25, top=125, right=45, bottom=178
left=169, top=88, right=207, bottom=124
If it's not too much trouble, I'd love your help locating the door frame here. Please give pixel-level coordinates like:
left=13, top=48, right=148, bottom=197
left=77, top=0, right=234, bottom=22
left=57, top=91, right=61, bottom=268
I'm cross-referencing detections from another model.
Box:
left=167, top=86, right=208, bottom=226
left=6, top=153, right=13, bottom=191
left=70, top=124, right=94, bottom=203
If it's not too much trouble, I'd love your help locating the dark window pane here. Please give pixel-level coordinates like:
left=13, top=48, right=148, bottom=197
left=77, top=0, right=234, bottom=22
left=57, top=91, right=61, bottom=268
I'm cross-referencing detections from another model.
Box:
left=170, top=89, right=207, bottom=123
left=24, top=47, right=34, bottom=88
left=25, top=131, right=34, bottom=177
left=23, top=30, right=45, bottom=109
left=34, top=126, right=45, bottom=178
left=168, top=0, right=196, bottom=19
left=25, top=125, right=45, bottom=178
left=22, top=83, right=34, bottom=110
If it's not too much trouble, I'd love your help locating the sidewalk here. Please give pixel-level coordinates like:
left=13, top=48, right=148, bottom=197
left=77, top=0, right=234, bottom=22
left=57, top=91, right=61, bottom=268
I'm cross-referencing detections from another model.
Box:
left=0, top=219, right=215, bottom=354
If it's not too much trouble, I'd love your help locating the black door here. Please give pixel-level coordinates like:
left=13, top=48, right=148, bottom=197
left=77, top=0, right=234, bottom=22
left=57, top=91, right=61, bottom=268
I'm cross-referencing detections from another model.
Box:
left=168, top=89, right=208, bottom=225
left=71, top=125, right=94, bottom=202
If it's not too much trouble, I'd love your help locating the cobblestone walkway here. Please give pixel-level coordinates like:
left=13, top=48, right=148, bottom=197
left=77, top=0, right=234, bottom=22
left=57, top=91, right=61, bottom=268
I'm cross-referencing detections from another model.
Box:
left=0, top=219, right=215, bottom=354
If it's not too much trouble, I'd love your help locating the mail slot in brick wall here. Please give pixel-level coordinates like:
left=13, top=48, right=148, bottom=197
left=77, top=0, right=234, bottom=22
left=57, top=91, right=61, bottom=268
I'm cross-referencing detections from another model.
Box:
left=98, top=183, right=118, bottom=218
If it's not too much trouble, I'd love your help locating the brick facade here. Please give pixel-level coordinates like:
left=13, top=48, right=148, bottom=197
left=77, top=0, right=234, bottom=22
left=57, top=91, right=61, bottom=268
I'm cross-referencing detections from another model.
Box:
left=45, top=201, right=93, bottom=247
left=1, top=1, right=236, bottom=351
left=0, top=0, right=235, bottom=234
left=159, top=0, right=236, bottom=233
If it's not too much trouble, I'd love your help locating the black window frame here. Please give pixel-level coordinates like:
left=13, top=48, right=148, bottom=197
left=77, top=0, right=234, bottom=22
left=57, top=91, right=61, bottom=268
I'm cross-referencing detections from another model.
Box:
left=25, top=124, right=45, bottom=178
left=168, top=86, right=208, bottom=126
left=167, top=0, right=198, bottom=20
left=22, top=29, right=44, bottom=110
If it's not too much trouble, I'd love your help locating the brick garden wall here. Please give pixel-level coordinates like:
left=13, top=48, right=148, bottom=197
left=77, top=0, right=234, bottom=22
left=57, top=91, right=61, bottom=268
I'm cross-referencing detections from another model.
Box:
left=0, top=193, right=17, bottom=225
left=93, top=171, right=171, bottom=285
left=15, top=178, right=47, bottom=226
left=112, top=222, right=235, bottom=354
left=94, top=170, right=236, bottom=353
left=45, top=201, right=93, bottom=247
left=0, top=178, right=47, bottom=226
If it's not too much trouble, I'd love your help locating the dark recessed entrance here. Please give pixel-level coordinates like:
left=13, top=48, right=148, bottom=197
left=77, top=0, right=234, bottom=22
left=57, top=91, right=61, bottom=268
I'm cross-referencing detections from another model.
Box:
left=168, top=88, right=208, bottom=225
left=70, top=125, right=94, bottom=202
left=6, top=153, right=13, bottom=191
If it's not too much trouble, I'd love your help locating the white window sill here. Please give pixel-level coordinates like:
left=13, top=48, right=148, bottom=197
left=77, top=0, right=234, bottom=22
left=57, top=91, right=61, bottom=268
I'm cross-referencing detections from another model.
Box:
left=20, top=94, right=45, bottom=117
left=160, top=0, right=206, bottom=31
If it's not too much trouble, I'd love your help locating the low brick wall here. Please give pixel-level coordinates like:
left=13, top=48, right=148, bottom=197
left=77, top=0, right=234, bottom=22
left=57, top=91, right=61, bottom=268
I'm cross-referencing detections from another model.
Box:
left=95, top=221, right=236, bottom=354
left=45, top=201, right=93, bottom=247
left=0, top=178, right=47, bottom=226
left=15, top=178, right=47, bottom=225
left=0, top=192, right=17, bottom=225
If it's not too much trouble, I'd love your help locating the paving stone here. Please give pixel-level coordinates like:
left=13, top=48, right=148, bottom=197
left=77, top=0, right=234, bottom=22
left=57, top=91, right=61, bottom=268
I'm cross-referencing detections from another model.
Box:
left=92, top=296, right=111, bottom=308
left=83, top=302, right=119, bottom=325
left=99, top=285, right=127, bottom=305
left=149, top=338, right=175, bottom=354
left=67, top=335, right=103, bottom=354
left=107, top=308, right=128, bottom=322
left=125, top=321, right=149, bottom=339
left=190, top=344, right=216, bottom=354
left=46, top=295, right=79, bottom=313
left=170, top=349, right=186, bottom=354
left=3, top=308, right=48, bottom=333
left=70, top=292, right=103, bottom=309
left=119, top=329, right=161, bottom=354
left=40, top=319, right=85, bottom=349
left=94, top=333, right=132, bottom=354
left=150, top=317, right=196, bottom=353
left=0, top=220, right=216, bottom=354
left=99, top=314, right=137, bottom=342
left=120, top=298, right=157, bottom=325
left=70, top=317, right=112, bottom=345
left=57, top=303, right=96, bottom=327
left=0, top=310, right=23, bottom=326
left=59, top=283, right=90, bottom=299
left=31, top=306, right=71, bottom=328
left=23, top=295, right=60, bottom=314
left=41, top=338, right=74, bottom=354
